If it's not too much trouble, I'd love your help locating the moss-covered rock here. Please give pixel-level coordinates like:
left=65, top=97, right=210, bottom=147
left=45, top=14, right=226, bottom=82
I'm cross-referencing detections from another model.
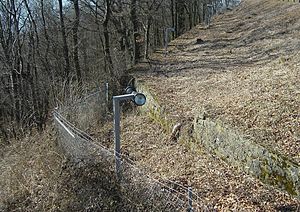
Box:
left=194, top=114, right=300, bottom=197
left=136, top=81, right=173, bottom=134
left=136, top=79, right=300, bottom=198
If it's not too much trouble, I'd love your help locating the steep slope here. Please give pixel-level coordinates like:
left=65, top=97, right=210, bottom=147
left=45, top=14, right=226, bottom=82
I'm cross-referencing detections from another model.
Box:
left=120, top=112, right=300, bottom=210
left=137, top=0, right=300, bottom=163
left=2, top=0, right=299, bottom=210
left=127, top=0, right=300, bottom=208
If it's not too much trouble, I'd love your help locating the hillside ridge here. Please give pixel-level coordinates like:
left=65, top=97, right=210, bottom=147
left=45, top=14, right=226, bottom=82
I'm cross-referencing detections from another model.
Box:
left=129, top=0, right=300, bottom=207
left=138, top=0, right=300, bottom=163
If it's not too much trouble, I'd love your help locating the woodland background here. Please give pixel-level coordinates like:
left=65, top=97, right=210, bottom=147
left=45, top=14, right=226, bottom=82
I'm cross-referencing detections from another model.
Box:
left=0, top=0, right=232, bottom=141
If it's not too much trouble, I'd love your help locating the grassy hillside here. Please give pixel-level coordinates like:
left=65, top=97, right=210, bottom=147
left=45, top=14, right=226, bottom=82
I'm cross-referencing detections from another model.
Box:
left=141, top=0, right=300, bottom=163
left=126, top=0, right=300, bottom=209
left=1, top=0, right=300, bottom=211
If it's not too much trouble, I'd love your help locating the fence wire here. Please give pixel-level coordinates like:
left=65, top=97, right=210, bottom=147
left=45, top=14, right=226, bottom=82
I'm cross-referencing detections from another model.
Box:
left=53, top=89, right=209, bottom=211
left=57, top=87, right=108, bottom=132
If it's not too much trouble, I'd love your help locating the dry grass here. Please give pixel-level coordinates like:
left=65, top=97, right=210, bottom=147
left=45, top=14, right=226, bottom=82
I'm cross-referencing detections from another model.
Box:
left=126, top=0, right=300, bottom=209
left=140, top=0, right=300, bottom=163
left=1, top=120, right=176, bottom=211
left=0, top=126, right=64, bottom=211
left=120, top=112, right=300, bottom=210
left=0, top=123, right=127, bottom=211
left=2, top=0, right=300, bottom=210
left=2, top=108, right=299, bottom=211
left=144, top=57, right=300, bottom=163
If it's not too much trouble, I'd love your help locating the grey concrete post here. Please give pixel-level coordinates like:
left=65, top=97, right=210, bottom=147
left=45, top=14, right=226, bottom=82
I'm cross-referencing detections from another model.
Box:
left=106, top=82, right=109, bottom=103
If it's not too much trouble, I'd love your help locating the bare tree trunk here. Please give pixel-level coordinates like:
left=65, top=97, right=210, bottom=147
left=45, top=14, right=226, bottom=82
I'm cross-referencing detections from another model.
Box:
left=184, top=2, right=193, bottom=30
left=11, top=0, right=22, bottom=124
left=193, top=0, right=198, bottom=26
left=40, top=0, right=56, bottom=103
left=103, top=0, right=113, bottom=73
left=144, top=16, right=151, bottom=59
left=82, top=35, right=89, bottom=78
left=154, top=22, right=161, bottom=47
left=203, top=0, right=209, bottom=25
left=0, top=1, right=16, bottom=136
left=26, top=30, right=40, bottom=129
left=72, top=0, right=82, bottom=85
left=103, top=0, right=119, bottom=96
left=130, top=0, right=139, bottom=64
left=177, top=0, right=185, bottom=36
left=58, top=0, right=71, bottom=85
left=25, top=0, right=45, bottom=130
left=171, top=0, right=175, bottom=39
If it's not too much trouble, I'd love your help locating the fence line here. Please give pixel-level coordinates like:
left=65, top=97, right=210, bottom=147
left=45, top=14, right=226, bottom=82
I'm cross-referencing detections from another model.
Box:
left=53, top=89, right=210, bottom=211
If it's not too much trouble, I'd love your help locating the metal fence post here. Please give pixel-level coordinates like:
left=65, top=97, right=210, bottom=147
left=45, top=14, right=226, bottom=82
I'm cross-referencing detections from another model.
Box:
left=164, top=28, right=168, bottom=55
left=112, top=92, right=146, bottom=180
left=113, top=97, right=121, bottom=179
left=164, top=27, right=175, bottom=56
left=188, top=187, right=193, bottom=212
left=207, top=4, right=213, bottom=26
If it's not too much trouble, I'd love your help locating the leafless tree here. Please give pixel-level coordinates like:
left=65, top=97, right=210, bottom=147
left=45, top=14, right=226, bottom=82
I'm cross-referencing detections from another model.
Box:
left=72, top=0, right=82, bottom=85
left=0, top=0, right=233, bottom=141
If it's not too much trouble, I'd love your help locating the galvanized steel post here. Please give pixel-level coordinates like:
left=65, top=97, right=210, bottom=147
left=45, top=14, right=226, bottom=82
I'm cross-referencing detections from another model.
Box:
left=106, top=82, right=109, bottom=103
left=188, top=187, right=193, bottom=212
left=113, top=97, right=121, bottom=178
left=113, top=91, right=145, bottom=179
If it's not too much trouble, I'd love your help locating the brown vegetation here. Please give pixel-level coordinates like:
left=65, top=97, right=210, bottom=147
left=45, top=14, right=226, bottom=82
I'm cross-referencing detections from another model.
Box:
left=1, top=0, right=215, bottom=142
left=141, top=0, right=300, bottom=163
left=2, top=0, right=300, bottom=210
left=120, top=112, right=300, bottom=210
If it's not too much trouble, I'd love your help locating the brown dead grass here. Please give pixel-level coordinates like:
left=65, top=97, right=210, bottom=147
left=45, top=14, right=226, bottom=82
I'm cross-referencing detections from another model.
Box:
left=0, top=122, right=144, bottom=211
left=139, top=0, right=300, bottom=163
left=125, top=0, right=300, bottom=209
left=0, top=126, right=64, bottom=211
left=120, top=112, right=300, bottom=210
left=2, top=0, right=299, bottom=210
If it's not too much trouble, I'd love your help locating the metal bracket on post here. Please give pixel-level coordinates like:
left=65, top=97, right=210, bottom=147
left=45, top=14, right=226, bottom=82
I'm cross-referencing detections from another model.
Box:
left=113, top=87, right=146, bottom=180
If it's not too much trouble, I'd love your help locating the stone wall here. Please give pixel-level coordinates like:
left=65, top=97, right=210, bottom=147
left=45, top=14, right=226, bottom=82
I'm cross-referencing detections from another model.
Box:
left=194, top=116, right=300, bottom=197
left=136, top=79, right=300, bottom=198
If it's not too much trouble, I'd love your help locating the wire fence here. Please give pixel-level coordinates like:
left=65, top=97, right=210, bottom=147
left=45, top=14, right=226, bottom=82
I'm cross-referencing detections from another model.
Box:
left=53, top=87, right=210, bottom=211
left=57, top=87, right=108, bottom=132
